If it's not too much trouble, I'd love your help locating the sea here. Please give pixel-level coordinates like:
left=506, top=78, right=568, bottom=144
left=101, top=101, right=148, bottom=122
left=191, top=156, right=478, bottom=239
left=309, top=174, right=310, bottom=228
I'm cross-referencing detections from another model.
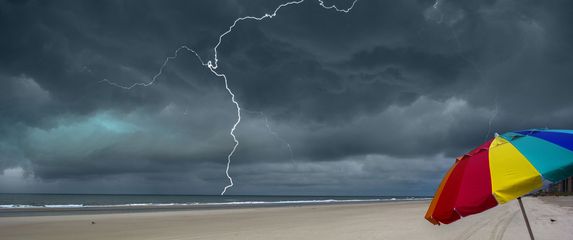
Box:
left=0, top=193, right=430, bottom=209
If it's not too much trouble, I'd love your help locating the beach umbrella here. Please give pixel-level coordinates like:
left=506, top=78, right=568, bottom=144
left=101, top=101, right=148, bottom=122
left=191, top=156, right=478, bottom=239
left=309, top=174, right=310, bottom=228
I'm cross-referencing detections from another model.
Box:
left=425, top=129, right=573, bottom=239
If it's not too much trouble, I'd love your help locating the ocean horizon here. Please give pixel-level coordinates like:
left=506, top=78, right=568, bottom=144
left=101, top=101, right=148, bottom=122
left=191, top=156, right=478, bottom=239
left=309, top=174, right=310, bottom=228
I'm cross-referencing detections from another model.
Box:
left=0, top=193, right=431, bottom=209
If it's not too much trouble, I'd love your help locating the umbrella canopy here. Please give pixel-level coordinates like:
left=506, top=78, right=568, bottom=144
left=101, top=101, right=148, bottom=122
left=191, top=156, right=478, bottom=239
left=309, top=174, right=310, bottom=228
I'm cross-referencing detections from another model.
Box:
left=425, top=129, right=573, bottom=225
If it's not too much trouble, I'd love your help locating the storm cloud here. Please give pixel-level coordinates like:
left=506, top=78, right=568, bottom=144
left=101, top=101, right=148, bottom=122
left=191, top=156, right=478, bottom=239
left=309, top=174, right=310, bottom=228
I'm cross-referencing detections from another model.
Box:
left=1, top=0, right=573, bottom=195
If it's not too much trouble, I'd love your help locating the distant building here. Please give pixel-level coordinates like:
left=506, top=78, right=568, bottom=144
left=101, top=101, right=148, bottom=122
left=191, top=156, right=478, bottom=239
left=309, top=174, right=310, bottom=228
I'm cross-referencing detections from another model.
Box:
left=544, top=176, right=573, bottom=194
left=557, top=176, right=573, bottom=192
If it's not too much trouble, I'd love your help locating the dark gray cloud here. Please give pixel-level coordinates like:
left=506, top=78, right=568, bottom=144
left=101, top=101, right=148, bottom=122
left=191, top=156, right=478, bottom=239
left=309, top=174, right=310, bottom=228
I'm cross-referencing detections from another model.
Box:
left=1, top=0, right=572, bottom=196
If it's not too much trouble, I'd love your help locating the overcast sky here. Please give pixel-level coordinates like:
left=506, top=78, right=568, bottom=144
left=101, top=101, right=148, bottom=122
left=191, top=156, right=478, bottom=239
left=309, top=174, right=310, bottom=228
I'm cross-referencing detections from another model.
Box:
left=1, top=0, right=572, bottom=196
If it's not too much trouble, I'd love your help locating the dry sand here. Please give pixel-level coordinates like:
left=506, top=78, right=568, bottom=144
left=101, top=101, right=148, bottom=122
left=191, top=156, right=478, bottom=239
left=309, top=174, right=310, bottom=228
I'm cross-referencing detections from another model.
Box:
left=1, top=197, right=572, bottom=240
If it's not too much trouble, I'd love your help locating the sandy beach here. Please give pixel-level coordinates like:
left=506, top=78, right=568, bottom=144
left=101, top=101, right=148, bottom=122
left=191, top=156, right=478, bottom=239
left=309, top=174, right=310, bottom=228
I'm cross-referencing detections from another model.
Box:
left=1, top=197, right=572, bottom=240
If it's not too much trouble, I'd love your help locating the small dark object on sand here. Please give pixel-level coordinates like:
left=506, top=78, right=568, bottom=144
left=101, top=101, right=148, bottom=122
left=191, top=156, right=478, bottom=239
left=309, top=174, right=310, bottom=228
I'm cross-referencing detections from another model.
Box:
left=550, top=218, right=556, bottom=223
left=91, top=221, right=96, bottom=224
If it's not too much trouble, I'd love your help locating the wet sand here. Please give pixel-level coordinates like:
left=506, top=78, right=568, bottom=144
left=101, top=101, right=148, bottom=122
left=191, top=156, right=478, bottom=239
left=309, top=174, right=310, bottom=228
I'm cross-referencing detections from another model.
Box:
left=0, top=197, right=572, bottom=240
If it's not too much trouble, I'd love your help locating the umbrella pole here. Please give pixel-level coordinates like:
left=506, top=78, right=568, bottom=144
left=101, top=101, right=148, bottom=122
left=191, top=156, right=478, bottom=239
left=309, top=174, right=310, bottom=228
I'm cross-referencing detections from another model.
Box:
left=517, top=197, right=535, bottom=240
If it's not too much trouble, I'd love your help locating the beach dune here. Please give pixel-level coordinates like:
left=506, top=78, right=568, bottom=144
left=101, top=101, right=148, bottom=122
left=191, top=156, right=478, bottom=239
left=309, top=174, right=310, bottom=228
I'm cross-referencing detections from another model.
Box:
left=1, top=197, right=572, bottom=240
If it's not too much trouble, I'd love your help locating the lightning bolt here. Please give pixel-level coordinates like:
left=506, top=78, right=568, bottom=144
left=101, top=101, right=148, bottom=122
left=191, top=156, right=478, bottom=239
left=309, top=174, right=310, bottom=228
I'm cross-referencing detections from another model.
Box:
left=444, top=13, right=501, bottom=142
left=100, top=46, right=206, bottom=89
left=318, top=0, right=358, bottom=13
left=264, top=117, right=295, bottom=162
left=102, top=0, right=358, bottom=195
left=433, top=0, right=440, bottom=9
left=244, top=109, right=295, bottom=166
left=453, top=31, right=500, bottom=141
left=485, top=96, right=499, bottom=141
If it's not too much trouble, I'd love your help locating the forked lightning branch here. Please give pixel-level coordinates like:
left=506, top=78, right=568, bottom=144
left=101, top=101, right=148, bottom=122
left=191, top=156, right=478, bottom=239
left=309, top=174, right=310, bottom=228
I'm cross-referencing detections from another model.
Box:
left=102, top=0, right=359, bottom=195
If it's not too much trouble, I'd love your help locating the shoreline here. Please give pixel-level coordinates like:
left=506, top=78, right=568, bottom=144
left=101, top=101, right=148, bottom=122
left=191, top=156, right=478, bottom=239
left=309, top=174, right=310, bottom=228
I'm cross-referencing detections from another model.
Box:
left=1, top=197, right=571, bottom=240
left=0, top=199, right=428, bottom=217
